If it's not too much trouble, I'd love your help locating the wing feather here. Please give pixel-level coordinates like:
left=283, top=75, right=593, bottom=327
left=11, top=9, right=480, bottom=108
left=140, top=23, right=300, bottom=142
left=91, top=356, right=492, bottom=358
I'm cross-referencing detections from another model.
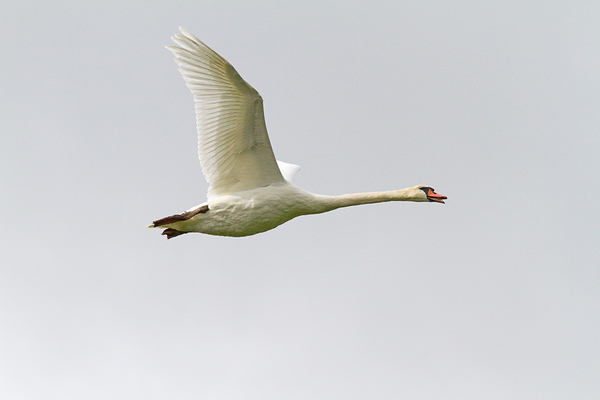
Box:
left=167, top=27, right=284, bottom=198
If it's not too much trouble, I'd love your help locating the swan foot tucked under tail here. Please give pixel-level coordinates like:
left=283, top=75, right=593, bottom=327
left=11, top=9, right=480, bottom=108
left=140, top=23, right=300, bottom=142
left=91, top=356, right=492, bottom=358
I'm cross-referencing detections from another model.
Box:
left=149, top=204, right=209, bottom=228
left=149, top=204, right=210, bottom=239
left=161, top=228, right=188, bottom=239
left=149, top=28, right=447, bottom=239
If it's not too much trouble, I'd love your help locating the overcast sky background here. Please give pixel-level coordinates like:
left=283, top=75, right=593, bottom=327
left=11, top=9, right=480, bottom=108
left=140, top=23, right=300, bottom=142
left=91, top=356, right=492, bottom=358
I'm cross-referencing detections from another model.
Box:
left=1, top=2, right=599, bottom=399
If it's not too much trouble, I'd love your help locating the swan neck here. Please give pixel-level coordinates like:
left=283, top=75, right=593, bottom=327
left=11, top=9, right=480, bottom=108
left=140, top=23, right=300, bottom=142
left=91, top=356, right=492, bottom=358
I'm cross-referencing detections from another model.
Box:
left=311, top=188, right=416, bottom=213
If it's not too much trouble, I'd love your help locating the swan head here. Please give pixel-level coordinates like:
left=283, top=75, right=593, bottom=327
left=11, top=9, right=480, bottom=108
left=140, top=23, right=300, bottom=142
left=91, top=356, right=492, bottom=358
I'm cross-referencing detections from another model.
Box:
left=415, top=185, right=447, bottom=203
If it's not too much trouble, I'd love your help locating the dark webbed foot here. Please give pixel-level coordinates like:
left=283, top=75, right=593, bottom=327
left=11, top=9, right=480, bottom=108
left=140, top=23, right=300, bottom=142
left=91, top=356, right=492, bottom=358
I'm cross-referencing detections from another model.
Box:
left=161, top=228, right=188, bottom=239
left=151, top=204, right=209, bottom=227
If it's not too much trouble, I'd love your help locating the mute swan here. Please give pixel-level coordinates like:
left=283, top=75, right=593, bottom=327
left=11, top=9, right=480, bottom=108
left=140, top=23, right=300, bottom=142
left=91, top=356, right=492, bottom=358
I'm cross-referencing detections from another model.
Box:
left=149, top=27, right=447, bottom=238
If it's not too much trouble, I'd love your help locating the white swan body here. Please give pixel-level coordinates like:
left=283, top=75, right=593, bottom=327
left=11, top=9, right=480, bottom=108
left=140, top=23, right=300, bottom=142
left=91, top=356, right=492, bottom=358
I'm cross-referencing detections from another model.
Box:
left=149, top=28, right=446, bottom=239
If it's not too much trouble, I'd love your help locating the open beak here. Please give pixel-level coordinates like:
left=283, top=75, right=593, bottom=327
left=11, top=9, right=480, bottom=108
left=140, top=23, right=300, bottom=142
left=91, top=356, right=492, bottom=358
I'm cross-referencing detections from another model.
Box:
left=427, top=189, right=447, bottom=204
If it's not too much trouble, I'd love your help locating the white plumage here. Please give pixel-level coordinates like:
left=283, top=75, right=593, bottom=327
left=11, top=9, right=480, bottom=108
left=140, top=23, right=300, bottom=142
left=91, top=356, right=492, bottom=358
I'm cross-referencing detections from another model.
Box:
left=168, top=27, right=284, bottom=198
left=149, top=28, right=446, bottom=238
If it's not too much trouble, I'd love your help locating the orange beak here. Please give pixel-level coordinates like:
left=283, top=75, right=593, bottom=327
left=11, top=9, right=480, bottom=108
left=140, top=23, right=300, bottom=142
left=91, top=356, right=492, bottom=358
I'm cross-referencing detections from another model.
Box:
left=427, top=188, right=447, bottom=204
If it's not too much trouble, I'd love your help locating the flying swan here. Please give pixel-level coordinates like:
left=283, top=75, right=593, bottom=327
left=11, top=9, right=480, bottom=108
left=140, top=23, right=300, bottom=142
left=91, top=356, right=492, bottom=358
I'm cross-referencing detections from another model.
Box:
left=149, top=27, right=447, bottom=238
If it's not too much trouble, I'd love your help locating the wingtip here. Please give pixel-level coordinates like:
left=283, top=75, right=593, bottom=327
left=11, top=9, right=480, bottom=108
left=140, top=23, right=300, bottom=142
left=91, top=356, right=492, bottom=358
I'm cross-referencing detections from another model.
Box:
left=178, top=26, right=195, bottom=40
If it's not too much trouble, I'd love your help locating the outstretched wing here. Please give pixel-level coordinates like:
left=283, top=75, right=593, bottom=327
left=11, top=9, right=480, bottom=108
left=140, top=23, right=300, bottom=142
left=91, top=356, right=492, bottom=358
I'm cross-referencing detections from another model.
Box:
left=167, top=27, right=284, bottom=198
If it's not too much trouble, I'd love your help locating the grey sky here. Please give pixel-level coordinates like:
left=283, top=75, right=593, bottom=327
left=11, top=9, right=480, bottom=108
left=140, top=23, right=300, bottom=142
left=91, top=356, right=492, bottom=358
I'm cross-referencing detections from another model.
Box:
left=1, top=1, right=599, bottom=399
